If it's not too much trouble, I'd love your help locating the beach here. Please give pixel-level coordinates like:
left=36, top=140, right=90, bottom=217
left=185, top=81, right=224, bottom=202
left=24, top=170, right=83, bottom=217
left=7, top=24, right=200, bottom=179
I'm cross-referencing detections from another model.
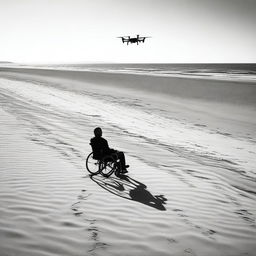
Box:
left=0, top=66, right=256, bottom=256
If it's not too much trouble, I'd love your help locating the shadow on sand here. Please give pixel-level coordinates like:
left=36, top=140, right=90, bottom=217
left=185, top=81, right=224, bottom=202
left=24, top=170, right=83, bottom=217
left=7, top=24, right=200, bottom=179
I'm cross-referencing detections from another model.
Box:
left=90, top=174, right=167, bottom=211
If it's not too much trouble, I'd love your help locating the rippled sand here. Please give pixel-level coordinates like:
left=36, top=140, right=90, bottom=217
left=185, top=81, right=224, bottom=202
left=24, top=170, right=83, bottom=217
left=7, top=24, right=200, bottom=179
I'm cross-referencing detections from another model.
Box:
left=0, top=68, right=256, bottom=256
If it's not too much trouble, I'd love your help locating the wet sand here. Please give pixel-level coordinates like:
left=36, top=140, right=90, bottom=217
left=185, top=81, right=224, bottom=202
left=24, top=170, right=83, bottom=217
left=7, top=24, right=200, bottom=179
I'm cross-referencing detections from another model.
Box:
left=0, top=67, right=256, bottom=256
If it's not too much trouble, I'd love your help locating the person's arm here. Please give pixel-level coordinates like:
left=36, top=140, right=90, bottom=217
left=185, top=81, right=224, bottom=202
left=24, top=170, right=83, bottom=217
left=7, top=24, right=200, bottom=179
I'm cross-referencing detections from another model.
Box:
left=105, top=139, right=110, bottom=150
left=103, top=138, right=115, bottom=154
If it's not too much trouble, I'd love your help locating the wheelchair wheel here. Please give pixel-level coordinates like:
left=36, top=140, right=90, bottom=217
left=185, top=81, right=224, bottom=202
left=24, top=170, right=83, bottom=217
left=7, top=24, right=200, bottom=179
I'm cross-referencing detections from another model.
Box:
left=100, top=155, right=117, bottom=177
left=86, top=152, right=100, bottom=175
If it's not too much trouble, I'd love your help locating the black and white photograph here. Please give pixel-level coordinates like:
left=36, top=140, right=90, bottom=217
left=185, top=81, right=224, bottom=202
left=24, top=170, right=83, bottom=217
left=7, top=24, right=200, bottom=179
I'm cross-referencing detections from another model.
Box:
left=0, top=0, right=256, bottom=256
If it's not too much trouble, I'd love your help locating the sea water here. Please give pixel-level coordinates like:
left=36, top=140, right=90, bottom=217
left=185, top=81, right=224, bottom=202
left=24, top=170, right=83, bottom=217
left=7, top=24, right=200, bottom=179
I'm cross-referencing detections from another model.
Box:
left=40, top=63, right=256, bottom=82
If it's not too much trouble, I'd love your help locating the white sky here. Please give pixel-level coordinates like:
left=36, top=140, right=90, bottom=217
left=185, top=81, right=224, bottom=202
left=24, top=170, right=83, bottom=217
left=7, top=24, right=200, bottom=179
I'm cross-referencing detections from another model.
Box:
left=0, top=0, right=255, bottom=63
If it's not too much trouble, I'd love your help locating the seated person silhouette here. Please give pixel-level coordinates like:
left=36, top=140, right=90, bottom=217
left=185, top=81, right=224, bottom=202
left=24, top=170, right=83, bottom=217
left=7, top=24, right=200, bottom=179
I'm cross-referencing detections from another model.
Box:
left=90, top=127, right=129, bottom=174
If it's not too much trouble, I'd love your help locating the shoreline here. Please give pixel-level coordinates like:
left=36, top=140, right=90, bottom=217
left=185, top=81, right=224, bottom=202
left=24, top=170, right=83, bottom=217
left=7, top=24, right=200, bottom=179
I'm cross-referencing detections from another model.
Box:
left=1, top=64, right=256, bottom=83
left=1, top=66, right=256, bottom=137
left=1, top=66, right=256, bottom=106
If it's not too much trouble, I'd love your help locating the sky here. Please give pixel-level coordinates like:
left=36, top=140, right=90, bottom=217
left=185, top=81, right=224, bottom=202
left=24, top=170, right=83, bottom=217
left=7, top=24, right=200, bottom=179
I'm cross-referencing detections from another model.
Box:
left=0, top=0, right=255, bottom=63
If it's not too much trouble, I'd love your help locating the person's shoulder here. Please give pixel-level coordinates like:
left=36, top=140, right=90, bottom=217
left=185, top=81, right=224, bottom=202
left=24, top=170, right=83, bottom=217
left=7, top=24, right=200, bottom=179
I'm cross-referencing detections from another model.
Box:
left=100, top=137, right=108, bottom=144
left=90, top=137, right=96, bottom=144
left=91, top=136, right=106, bottom=142
left=91, top=136, right=107, bottom=143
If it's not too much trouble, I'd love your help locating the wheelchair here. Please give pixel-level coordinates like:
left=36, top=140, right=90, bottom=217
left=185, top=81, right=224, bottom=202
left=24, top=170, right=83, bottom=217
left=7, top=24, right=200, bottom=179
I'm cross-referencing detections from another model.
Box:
left=86, top=152, right=121, bottom=177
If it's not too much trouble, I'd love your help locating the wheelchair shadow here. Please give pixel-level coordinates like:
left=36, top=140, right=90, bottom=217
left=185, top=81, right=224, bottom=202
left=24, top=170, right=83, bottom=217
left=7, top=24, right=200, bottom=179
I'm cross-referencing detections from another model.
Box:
left=90, top=174, right=167, bottom=211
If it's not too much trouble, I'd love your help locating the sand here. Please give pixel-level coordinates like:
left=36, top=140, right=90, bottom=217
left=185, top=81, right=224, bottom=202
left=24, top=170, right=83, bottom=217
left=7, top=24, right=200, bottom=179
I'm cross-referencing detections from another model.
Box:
left=0, top=67, right=256, bottom=256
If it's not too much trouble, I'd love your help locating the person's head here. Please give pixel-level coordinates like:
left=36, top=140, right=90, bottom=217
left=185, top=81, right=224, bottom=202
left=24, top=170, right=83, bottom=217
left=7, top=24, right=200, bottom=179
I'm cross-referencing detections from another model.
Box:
left=94, top=127, right=102, bottom=137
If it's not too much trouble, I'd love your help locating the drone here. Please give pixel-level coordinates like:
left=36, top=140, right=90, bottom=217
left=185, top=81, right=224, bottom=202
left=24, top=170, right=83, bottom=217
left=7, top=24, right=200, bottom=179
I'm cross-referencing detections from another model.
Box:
left=117, top=35, right=151, bottom=45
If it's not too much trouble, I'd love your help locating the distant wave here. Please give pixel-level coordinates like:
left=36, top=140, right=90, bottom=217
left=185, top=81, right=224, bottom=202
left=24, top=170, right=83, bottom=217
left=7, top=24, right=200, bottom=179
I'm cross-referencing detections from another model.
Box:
left=2, top=63, right=256, bottom=82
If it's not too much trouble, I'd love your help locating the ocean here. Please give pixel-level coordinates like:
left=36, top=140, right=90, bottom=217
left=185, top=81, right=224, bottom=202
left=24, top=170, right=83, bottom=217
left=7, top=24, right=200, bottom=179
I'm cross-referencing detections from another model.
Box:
left=39, top=63, right=256, bottom=82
